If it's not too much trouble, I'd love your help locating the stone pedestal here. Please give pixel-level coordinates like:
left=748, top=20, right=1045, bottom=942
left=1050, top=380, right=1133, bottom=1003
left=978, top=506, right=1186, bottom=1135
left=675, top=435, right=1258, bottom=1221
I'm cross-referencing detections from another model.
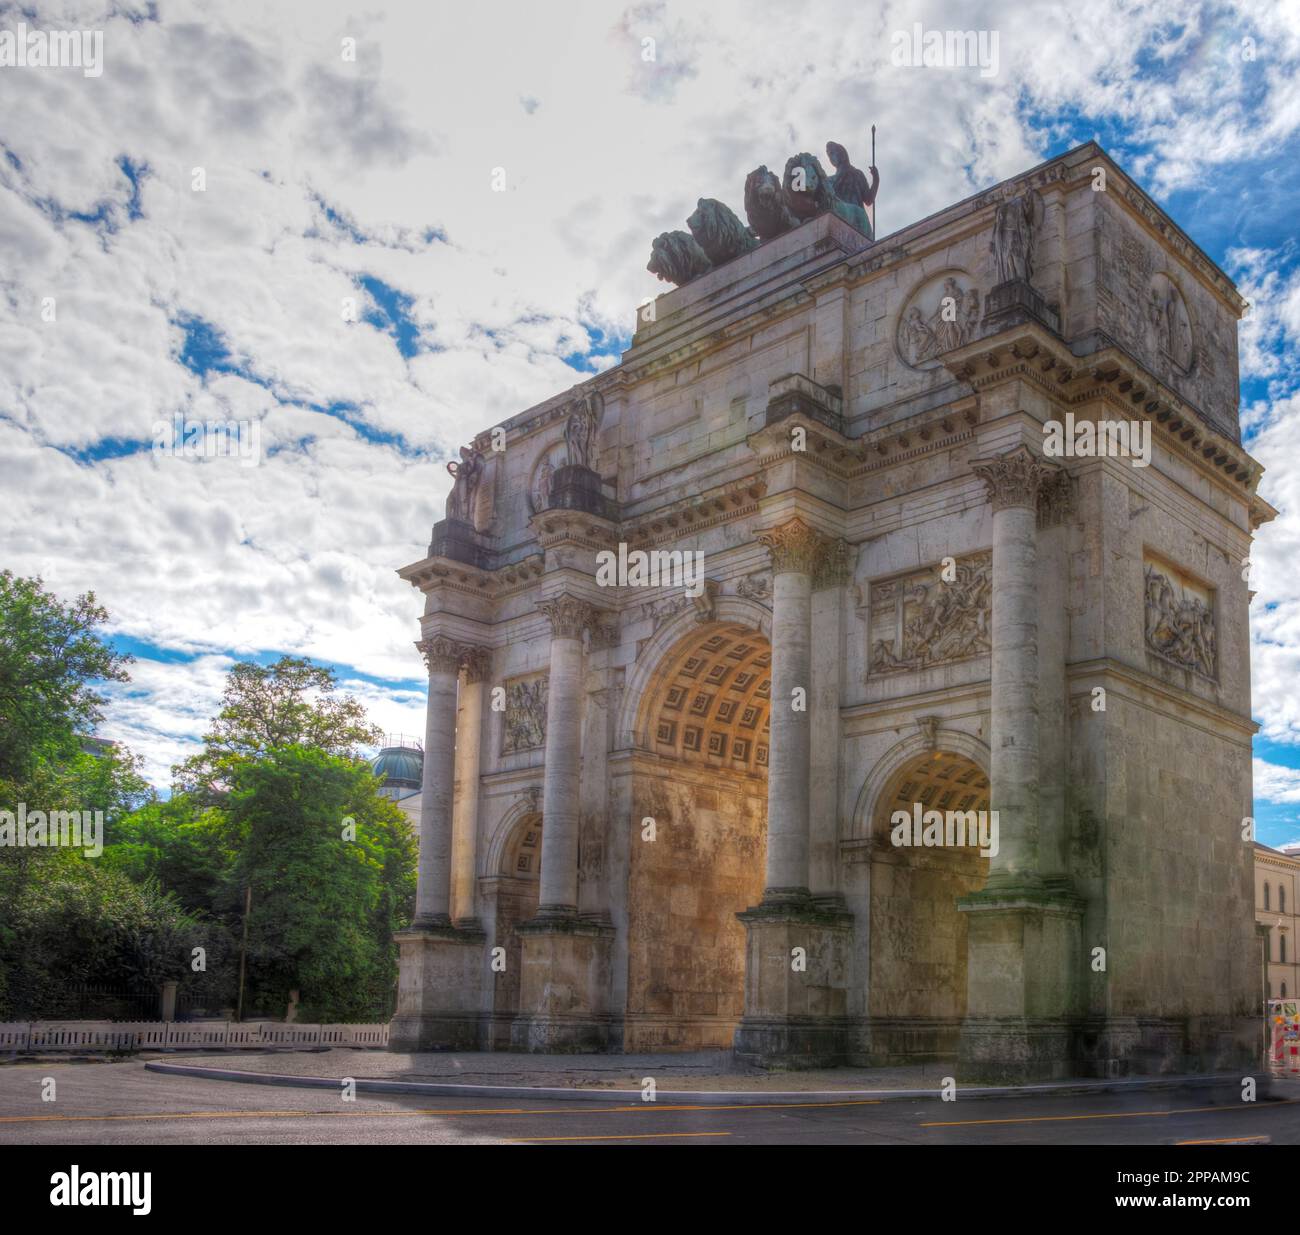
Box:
left=956, top=889, right=1082, bottom=1081
left=510, top=917, right=615, bottom=1052
left=733, top=900, right=854, bottom=1068
left=389, top=923, right=486, bottom=1052
left=429, top=517, right=489, bottom=568
left=547, top=464, right=608, bottom=517
left=982, top=277, right=1060, bottom=334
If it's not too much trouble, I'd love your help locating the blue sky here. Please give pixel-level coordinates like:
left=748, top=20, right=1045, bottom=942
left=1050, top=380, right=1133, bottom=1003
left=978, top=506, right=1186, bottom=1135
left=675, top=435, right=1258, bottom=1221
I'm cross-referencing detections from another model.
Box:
left=2, top=0, right=1299, bottom=840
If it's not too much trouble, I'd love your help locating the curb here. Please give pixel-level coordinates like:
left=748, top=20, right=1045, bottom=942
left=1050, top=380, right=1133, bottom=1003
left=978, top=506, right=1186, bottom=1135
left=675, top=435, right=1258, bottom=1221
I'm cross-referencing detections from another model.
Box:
left=143, top=1061, right=1278, bottom=1106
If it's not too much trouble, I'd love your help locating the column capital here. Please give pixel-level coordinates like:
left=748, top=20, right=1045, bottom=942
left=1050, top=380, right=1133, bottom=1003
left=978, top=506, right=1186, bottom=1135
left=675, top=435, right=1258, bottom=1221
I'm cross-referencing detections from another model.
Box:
left=416, top=636, right=466, bottom=675
left=461, top=646, right=494, bottom=683
left=758, top=516, right=828, bottom=576
left=971, top=445, right=1059, bottom=513
left=538, top=592, right=598, bottom=640
left=812, top=538, right=852, bottom=591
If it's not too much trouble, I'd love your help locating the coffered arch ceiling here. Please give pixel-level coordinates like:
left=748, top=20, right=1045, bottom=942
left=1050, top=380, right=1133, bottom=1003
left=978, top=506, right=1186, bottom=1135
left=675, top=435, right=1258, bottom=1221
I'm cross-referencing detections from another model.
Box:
left=640, top=623, right=771, bottom=775
left=880, top=751, right=991, bottom=823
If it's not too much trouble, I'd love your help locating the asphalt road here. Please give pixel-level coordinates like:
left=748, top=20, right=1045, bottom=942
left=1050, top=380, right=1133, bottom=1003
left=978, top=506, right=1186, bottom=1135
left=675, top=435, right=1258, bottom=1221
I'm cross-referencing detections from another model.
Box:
left=0, top=1060, right=1297, bottom=1145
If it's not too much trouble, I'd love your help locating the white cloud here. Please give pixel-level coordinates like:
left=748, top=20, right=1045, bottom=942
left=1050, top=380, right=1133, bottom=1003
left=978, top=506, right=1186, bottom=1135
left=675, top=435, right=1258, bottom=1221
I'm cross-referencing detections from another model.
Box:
left=3, top=0, right=1299, bottom=784
left=1254, top=758, right=1300, bottom=804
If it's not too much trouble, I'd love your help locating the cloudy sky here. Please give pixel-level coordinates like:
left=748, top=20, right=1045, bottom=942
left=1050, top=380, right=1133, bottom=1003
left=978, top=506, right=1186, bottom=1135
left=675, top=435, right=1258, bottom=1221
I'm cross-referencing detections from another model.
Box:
left=3, top=0, right=1300, bottom=839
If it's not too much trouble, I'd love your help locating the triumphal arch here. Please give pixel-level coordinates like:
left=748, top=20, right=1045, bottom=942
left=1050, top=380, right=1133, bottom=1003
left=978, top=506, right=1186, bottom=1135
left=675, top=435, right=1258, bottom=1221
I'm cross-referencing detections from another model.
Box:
left=391, top=141, right=1274, bottom=1079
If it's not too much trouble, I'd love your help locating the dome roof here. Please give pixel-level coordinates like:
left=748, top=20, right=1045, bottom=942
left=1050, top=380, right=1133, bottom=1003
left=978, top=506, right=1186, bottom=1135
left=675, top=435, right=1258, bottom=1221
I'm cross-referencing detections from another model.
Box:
left=370, top=744, right=423, bottom=791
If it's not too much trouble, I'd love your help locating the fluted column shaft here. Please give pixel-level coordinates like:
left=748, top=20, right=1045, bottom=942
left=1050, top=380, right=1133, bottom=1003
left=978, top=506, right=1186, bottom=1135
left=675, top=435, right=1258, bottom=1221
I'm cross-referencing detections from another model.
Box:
left=536, top=594, right=594, bottom=916
left=451, top=649, right=490, bottom=925
left=414, top=637, right=463, bottom=925
left=758, top=518, right=826, bottom=902
left=972, top=447, right=1055, bottom=891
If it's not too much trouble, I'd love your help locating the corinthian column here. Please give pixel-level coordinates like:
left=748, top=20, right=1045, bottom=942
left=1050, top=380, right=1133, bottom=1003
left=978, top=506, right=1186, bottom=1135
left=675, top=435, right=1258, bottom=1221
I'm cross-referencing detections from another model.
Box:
left=970, top=445, right=1056, bottom=892
left=535, top=593, right=596, bottom=917
left=413, top=636, right=464, bottom=926
left=451, top=647, right=491, bottom=926
left=756, top=516, right=825, bottom=903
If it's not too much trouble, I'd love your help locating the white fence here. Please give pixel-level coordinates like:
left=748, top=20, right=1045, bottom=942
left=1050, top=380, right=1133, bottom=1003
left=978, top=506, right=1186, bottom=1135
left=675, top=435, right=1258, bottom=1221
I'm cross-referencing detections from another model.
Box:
left=0, top=1020, right=389, bottom=1051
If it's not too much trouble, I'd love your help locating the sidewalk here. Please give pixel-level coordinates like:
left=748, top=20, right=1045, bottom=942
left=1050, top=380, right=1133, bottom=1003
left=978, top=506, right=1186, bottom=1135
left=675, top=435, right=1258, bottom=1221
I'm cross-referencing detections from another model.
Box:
left=141, top=1048, right=1273, bottom=1105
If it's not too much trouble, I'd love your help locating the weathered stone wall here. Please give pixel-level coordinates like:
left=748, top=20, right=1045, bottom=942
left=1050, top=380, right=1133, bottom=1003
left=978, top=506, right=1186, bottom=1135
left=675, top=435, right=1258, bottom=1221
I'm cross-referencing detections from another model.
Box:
left=625, top=765, right=765, bottom=1050
left=869, top=842, right=985, bottom=1020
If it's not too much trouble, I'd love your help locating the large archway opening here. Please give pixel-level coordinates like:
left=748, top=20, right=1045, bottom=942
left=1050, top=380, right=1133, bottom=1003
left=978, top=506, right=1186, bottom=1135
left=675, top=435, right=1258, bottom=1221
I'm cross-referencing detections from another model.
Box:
left=625, top=621, right=770, bottom=1051
left=869, top=750, right=990, bottom=1027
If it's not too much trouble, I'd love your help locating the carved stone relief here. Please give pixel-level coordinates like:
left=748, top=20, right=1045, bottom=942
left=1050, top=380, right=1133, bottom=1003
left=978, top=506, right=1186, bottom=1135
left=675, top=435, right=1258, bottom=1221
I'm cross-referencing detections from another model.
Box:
left=1144, top=557, right=1216, bottom=678
left=897, top=271, right=983, bottom=368
left=1147, top=273, right=1195, bottom=374
left=527, top=441, right=569, bottom=515
left=501, top=673, right=549, bottom=754
left=735, top=573, right=773, bottom=602
left=869, top=551, right=992, bottom=674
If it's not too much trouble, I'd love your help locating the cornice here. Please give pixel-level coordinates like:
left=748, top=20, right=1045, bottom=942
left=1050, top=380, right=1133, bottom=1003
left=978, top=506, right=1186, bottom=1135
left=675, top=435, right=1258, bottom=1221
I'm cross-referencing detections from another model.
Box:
left=941, top=322, right=1274, bottom=523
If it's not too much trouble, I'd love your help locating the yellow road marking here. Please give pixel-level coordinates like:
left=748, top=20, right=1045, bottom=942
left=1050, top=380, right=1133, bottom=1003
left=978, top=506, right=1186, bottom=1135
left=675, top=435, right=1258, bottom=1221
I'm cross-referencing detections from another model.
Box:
left=509, top=1131, right=731, bottom=1143
left=922, top=1097, right=1300, bottom=1128
left=1175, top=1136, right=1270, bottom=1145
left=0, top=1098, right=880, bottom=1126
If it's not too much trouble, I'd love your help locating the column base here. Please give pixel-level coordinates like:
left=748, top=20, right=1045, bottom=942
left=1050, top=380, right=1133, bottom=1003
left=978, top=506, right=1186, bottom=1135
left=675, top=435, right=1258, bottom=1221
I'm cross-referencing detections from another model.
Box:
left=1072, top=1014, right=1262, bottom=1078
left=957, top=1017, right=1076, bottom=1082
left=510, top=915, right=615, bottom=1052
left=388, top=923, right=486, bottom=1052
left=955, top=885, right=1083, bottom=1081
left=733, top=897, right=854, bottom=1068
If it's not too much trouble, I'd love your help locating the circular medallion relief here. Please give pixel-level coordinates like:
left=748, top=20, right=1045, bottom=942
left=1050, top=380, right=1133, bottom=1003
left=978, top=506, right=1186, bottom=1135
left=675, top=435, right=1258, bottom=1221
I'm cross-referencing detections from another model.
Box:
left=527, top=440, right=568, bottom=514
left=896, top=270, right=982, bottom=369
left=1147, top=273, right=1194, bottom=374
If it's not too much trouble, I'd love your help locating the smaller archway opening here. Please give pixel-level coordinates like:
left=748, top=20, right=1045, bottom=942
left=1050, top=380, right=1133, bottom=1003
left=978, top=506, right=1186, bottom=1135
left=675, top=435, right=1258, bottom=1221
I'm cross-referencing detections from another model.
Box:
left=869, top=750, right=991, bottom=1024
left=489, top=813, right=543, bottom=1034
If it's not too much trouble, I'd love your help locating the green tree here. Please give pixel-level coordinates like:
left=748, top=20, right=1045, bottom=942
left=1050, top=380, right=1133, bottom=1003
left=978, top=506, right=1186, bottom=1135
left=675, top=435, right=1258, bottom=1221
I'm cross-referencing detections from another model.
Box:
left=0, top=571, right=132, bottom=786
left=176, top=657, right=381, bottom=798
left=224, top=746, right=414, bottom=1020
left=0, top=851, right=223, bottom=1020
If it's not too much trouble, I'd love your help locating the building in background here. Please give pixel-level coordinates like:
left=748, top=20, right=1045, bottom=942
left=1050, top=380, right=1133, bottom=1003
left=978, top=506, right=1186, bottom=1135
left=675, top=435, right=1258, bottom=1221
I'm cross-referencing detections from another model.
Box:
left=370, top=734, right=423, bottom=836
left=1256, top=842, right=1300, bottom=1000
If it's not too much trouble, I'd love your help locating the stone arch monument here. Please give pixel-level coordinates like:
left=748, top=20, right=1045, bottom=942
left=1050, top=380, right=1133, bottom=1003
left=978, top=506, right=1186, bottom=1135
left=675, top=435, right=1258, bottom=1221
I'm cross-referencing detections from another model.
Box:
left=390, top=142, right=1275, bottom=1081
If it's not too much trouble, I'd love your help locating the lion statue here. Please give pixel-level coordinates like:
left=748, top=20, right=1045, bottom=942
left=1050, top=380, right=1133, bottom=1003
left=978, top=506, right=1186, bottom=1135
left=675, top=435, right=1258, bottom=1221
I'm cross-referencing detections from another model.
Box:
left=744, top=165, right=797, bottom=241
left=646, top=229, right=712, bottom=285
left=686, top=197, right=757, bottom=265
left=782, top=152, right=835, bottom=221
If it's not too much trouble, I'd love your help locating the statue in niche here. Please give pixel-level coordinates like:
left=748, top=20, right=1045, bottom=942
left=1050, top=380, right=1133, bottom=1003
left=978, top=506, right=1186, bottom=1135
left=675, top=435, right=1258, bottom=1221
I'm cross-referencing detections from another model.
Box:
left=929, top=276, right=966, bottom=354
left=901, top=306, right=937, bottom=366
left=990, top=189, right=1042, bottom=284
left=744, top=165, right=798, bottom=240
left=825, top=141, right=878, bottom=240
left=686, top=198, right=757, bottom=265
left=537, top=455, right=554, bottom=509
left=445, top=444, right=483, bottom=523
left=564, top=390, right=603, bottom=469
left=647, top=229, right=712, bottom=285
